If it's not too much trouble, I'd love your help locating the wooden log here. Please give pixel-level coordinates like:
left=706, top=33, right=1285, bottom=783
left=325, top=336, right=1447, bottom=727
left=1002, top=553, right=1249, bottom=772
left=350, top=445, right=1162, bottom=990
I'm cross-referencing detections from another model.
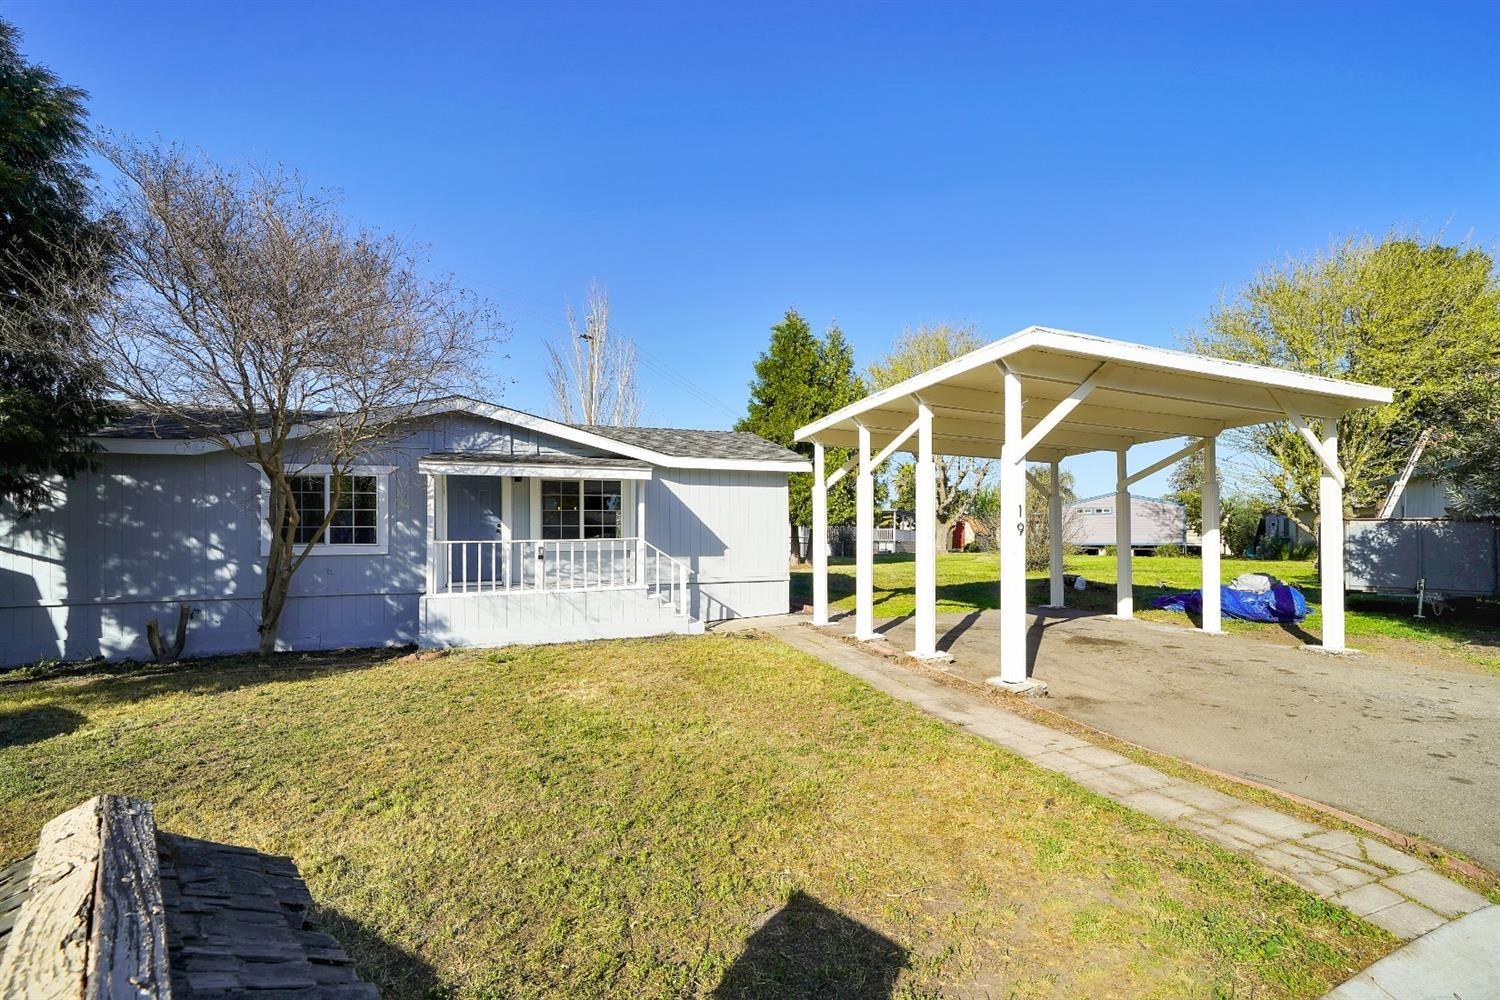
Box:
left=87, top=798, right=169, bottom=999
left=0, top=796, right=171, bottom=999
left=0, top=796, right=104, bottom=999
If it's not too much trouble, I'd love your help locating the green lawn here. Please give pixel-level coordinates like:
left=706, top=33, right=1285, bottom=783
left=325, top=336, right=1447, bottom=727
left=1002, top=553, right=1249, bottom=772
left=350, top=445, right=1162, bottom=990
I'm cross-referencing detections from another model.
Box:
left=0, top=638, right=1390, bottom=998
left=790, top=553, right=1500, bottom=670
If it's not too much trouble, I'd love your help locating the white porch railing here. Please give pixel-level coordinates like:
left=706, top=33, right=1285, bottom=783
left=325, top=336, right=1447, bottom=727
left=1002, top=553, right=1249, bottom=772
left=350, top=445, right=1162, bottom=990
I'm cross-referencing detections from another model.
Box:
left=433, top=537, right=693, bottom=616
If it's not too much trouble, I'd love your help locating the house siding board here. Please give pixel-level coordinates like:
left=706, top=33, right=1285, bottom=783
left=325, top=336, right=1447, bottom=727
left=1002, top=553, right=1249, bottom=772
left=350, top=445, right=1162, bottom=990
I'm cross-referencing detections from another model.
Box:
left=646, top=468, right=789, bottom=620
left=1065, top=496, right=1186, bottom=548
left=1, top=415, right=789, bottom=665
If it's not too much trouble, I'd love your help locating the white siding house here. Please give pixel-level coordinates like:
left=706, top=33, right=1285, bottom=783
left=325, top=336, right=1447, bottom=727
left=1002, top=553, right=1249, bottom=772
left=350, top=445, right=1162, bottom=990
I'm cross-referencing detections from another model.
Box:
left=1065, top=494, right=1186, bottom=552
left=0, top=398, right=805, bottom=667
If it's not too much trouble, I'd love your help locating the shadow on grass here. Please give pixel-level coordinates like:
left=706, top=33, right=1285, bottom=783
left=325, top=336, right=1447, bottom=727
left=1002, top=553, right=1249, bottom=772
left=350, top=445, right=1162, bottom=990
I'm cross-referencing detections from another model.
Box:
left=314, top=906, right=446, bottom=999
left=1, top=646, right=416, bottom=709
left=713, top=891, right=906, bottom=1000
left=0, top=704, right=86, bottom=748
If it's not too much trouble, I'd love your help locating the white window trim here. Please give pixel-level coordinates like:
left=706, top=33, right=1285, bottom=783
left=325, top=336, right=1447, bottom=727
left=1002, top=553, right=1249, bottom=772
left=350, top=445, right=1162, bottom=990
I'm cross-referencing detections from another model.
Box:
left=255, top=464, right=396, bottom=557
left=529, top=477, right=629, bottom=541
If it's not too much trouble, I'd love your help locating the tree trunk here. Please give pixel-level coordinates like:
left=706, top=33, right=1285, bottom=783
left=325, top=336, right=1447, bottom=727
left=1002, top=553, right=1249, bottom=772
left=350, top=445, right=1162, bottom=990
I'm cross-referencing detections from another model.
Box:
left=936, top=518, right=952, bottom=553
left=789, top=521, right=802, bottom=565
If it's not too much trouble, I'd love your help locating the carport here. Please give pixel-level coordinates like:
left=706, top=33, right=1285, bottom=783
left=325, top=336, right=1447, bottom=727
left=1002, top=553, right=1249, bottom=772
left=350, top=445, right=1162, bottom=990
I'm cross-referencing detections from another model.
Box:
left=792, top=327, right=1394, bottom=691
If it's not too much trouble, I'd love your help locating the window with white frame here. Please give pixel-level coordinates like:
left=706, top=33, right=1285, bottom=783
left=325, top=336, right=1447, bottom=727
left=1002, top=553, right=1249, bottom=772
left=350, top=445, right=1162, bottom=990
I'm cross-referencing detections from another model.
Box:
left=259, top=466, right=391, bottom=555
left=540, top=479, right=621, bottom=539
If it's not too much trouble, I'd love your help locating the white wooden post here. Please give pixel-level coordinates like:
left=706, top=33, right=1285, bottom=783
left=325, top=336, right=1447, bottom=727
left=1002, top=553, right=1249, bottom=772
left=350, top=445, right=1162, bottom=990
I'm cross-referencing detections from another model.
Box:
left=1201, top=435, right=1221, bottom=633
left=911, top=401, right=938, bottom=658
left=1320, top=421, right=1346, bottom=651
left=1047, top=459, right=1064, bottom=608
left=995, top=364, right=1028, bottom=685
left=424, top=473, right=437, bottom=596
left=1115, top=449, right=1132, bottom=618
left=854, top=422, right=876, bottom=639
left=635, top=481, right=646, bottom=586
left=812, top=441, right=830, bottom=626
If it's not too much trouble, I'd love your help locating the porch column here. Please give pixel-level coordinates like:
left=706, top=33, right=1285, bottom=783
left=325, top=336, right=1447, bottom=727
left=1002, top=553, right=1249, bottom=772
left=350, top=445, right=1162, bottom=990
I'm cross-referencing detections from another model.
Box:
left=1200, top=435, right=1221, bottom=633
left=424, top=473, right=437, bottom=595
left=910, top=400, right=938, bottom=658
left=1047, top=459, right=1065, bottom=608
left=854, top=422, right=876, bottom=639
left=1319, top=421, right=1346, bottom=651
left=635, top=481, right=646, bottom=586
left=812, top=441, right=829, bottom=626
left=995, top=364, right=1027, bottom=684
left=1115, top=449, right=1132, bottom=618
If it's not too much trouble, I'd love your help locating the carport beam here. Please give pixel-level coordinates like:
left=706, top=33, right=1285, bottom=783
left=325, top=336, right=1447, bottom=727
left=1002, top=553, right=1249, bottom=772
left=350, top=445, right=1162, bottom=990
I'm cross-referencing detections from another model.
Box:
left=1319, top=423, right=1346, bottom=651
left=812, top=441, right=829, bottom=626
left=854, top=423, right=877, bottom=640
left=1115, top=449, right=1133, bottom=617
left=1201, top=436, right=1221, bottom=633
left=910, top=401, right=940, bottom=659
left=1047, top=459, right=1065, bottom=608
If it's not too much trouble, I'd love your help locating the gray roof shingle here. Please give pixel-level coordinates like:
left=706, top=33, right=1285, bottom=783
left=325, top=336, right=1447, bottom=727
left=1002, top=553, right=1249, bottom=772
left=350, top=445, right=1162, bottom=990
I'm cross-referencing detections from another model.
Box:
left=570, top=424, right=802, bottom=463
left=93, top=399, right=803, bottom=464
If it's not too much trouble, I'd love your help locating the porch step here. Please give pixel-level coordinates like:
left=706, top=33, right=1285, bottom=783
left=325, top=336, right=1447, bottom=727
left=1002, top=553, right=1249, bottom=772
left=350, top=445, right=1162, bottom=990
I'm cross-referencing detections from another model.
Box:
left=421, top=585, right=701, bottom=648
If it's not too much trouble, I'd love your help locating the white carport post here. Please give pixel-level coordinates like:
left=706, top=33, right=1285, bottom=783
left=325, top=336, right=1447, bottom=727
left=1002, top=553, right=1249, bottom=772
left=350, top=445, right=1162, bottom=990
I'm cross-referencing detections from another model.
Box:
left=910, top=399, right=938, bottom=658
left=811, top=441, right=829, bottom=626
left=1319, top=422, right=1346, bottom=651
left=1115, top=449, right=1132, bottom=617
left=854, top=422, right=877, bottom=640
left=994, top=363, right=1028, bottom=685
left=1200, top=436, right=1221, bottom=633
left=1047, top=459, right=1065, bottom=608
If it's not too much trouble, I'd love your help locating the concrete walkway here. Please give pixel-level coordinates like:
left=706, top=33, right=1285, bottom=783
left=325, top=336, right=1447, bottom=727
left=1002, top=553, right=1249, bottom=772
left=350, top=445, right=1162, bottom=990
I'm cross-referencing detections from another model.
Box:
left=864, top=607, right=1500, bottom=871
left=1324, top=905, right=1500, bottom=999
left=742, top=619, right=1494, bottom=951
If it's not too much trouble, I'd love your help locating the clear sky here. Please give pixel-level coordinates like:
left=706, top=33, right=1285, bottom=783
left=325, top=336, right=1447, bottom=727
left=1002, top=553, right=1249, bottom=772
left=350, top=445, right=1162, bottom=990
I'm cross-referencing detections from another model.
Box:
left=11, top=2, right=1499, bottom=497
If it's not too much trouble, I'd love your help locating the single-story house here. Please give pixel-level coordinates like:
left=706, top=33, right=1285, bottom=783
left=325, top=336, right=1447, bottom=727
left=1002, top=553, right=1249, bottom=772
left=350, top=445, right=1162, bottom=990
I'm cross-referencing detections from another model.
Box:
left=1064, top=494, right=1186, bottom=553
left=0, top=397, right=806, bottom=667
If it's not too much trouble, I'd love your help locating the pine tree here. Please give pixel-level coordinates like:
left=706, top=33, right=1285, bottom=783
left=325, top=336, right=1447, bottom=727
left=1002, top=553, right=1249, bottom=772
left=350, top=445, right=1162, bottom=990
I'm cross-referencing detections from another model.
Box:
left=738, top=309, right=868, bottom=558
left=0, top=20, right=116, bottom=515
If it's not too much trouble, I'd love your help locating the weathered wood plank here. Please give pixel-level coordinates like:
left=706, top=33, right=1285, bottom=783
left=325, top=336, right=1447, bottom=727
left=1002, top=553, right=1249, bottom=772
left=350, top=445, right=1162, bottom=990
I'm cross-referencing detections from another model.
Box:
left=0, top=796, right=103, bottom=999
left=87, top=797, right=170, bottom=999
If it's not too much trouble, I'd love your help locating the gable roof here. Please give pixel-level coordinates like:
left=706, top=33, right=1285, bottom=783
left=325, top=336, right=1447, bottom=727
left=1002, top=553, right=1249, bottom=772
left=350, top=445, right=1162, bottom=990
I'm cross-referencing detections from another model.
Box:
left=94, top=397, right=808, bottom=472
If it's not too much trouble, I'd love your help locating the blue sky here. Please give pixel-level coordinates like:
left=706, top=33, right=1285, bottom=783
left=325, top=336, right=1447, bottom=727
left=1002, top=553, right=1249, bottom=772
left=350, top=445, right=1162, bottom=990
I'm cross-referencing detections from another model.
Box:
left=12, top=2, right=1499, bottom=497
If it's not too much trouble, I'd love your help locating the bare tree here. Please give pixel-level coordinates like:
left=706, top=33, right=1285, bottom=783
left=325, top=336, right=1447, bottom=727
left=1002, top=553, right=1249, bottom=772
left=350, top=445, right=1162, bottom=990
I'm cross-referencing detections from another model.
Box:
left=18, top=141, right=499, bottom=655
left=544, top=281, right=641, bottom=426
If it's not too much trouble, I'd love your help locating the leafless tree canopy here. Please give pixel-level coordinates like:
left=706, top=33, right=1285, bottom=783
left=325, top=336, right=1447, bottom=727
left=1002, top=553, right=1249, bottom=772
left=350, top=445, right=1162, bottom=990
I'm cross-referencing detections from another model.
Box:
left=544, top=281, right=641, bottom=426
left=28, top=140, right=502, bottom=653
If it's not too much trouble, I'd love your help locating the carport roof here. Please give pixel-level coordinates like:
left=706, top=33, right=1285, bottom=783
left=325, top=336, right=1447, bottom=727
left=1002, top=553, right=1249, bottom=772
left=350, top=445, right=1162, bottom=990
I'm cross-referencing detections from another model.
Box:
left=794, top=326, right=1394, bottom=462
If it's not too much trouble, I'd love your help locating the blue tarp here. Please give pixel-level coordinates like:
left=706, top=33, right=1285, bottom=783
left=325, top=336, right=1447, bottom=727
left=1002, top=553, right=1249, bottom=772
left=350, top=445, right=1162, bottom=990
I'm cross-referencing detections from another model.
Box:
left=1149, top=584, right=1309, bottom=623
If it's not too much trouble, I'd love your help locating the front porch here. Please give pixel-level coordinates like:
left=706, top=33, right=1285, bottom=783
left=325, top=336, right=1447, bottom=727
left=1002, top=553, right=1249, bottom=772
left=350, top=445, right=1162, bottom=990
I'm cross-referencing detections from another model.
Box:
left=417, top=453, right=700, bottom=647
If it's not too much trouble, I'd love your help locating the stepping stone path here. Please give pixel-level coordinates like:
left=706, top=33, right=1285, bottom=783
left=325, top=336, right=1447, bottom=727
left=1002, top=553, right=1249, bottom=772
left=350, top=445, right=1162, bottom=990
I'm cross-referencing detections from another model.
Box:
left=767, top=622, right=1492, bottom=941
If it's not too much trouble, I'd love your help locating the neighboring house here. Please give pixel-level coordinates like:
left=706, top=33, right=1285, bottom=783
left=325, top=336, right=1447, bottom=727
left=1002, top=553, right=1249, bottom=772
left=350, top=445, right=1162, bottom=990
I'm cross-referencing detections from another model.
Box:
left=1261, top=510, right=1316, bottom=549
left=0, top=397, right=806, bottom=667
left=1064, top=494, right=1186, bottom=552
left=949, top=515, right=987, bottom=551
left=1261, top=473, right=1460, bottom=552
left=1378, top=472, right=1454, bottom=519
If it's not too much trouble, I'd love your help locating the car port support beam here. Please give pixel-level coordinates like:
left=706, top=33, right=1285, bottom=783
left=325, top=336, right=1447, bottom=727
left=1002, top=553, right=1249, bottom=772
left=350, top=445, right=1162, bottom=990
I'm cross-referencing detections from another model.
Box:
left=987, top=362, right=1036, bottom=691
left=1201, top=435, right=1221, bottom=633
left=812, top=442, right=829, bottom=626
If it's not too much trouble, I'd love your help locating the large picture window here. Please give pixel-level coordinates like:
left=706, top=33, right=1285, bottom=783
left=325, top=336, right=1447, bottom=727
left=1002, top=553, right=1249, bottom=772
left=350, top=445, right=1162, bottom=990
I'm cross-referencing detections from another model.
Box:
left=259, top=465, right=391, bottom=556
left=540, top=479, right=621, bottom=539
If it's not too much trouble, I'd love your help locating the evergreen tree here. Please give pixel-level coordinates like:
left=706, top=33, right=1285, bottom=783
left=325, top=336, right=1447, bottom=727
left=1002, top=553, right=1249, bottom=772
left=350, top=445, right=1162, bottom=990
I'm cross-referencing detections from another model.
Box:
left=738, top=309, right=868, bottom=559
left=0, top=20, right=116, bottom=515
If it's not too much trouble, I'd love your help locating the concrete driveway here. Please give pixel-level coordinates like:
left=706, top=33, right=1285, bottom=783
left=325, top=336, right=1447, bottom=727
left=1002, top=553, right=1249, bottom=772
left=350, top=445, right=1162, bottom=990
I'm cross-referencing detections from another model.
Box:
left=858, top=608, right=1500, bottom=870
